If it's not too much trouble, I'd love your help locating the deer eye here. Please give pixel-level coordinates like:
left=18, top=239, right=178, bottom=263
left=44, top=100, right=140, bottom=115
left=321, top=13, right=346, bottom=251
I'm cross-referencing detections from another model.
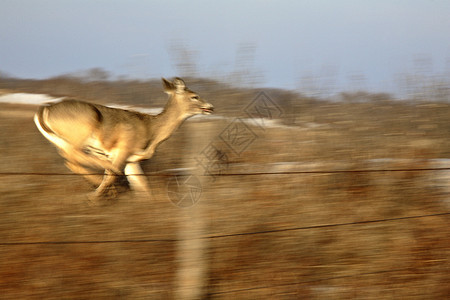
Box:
left=191, top=96, right=199, bottom=101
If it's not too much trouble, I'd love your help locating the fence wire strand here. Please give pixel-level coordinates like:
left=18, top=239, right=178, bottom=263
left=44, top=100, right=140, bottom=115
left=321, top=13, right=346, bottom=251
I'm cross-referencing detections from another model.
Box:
left=1, top=212, right=448, bottom=246
left=1, top=166, right=450, bottom=177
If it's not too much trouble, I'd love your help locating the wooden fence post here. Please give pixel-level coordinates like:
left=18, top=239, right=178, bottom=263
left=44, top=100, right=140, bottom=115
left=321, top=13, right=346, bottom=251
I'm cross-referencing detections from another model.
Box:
left=174, top=119, right=215, bottom=299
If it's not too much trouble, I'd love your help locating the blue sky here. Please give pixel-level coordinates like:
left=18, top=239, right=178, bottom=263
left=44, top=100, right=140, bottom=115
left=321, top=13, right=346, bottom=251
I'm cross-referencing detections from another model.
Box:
left=1, top=0, right=449, bottom=94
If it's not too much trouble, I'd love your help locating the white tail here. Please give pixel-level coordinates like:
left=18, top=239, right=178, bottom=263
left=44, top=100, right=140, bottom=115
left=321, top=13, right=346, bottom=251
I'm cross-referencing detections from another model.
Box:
left=34, top=77, right=213, bottom=201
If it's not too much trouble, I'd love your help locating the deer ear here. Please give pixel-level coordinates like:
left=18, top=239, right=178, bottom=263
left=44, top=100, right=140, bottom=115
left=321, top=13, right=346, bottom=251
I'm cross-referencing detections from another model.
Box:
left=162, top=78, right=174, bottom=93
left=173, top=77, right=186, bottom=94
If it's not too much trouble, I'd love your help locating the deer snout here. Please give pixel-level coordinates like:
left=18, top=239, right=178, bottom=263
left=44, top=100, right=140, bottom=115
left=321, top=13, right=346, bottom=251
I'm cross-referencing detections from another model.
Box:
left=201, top=103, right=214, bottom=114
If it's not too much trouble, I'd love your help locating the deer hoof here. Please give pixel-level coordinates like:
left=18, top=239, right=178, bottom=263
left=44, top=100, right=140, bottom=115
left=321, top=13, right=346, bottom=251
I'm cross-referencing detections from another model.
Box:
left=86, top=187, right=117, bottom=206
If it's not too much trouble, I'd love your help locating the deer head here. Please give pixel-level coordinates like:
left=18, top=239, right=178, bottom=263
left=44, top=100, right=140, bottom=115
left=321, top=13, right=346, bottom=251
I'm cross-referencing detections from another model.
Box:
left=162, top=77, right=214, bottom=118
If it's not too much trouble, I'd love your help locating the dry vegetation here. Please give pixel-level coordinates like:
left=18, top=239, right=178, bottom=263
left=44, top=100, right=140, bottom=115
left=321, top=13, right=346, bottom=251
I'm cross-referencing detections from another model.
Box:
left=0, top=75, right=449, bottom=299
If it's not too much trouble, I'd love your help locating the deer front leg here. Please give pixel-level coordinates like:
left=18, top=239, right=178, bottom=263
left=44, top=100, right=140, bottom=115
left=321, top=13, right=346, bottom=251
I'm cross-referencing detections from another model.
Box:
left=124, top=162, right=152, bottom=199
left=124, top=162, right=149, bottom=193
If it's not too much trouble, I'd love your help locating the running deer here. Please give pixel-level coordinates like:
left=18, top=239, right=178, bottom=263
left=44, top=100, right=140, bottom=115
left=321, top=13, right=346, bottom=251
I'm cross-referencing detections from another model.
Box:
left=34, top=78, right=213, bottom=201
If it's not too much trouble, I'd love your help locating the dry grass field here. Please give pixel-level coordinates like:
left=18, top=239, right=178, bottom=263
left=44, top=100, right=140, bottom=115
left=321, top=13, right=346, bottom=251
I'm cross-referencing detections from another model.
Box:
left=0, top=78, right=449, bottom=299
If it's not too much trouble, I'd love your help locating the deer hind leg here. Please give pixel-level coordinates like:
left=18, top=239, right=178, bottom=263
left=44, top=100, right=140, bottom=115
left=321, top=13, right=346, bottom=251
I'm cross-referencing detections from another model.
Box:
left=57, top=144, right=121, bottom=175
left=91, top=148, right=129, bottom=200
left=58, top=147, right=118, bottom=186
left=87, top=169, right=120, bottom=202
left=56, top=146, right=122, bottom=201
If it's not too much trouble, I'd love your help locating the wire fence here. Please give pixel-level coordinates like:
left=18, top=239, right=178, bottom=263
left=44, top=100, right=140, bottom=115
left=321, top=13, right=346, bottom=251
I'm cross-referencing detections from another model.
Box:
left=1, top=166, right=449, bottom=297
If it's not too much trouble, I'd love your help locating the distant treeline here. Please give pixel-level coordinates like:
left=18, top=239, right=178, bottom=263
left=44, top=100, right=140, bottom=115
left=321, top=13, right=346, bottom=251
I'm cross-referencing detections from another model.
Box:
left=0, top=69, right=310, bottom=120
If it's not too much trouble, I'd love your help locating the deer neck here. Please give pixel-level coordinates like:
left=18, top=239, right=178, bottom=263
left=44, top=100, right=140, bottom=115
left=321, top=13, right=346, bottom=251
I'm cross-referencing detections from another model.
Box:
left=148, top=98, right=189, bottom=147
